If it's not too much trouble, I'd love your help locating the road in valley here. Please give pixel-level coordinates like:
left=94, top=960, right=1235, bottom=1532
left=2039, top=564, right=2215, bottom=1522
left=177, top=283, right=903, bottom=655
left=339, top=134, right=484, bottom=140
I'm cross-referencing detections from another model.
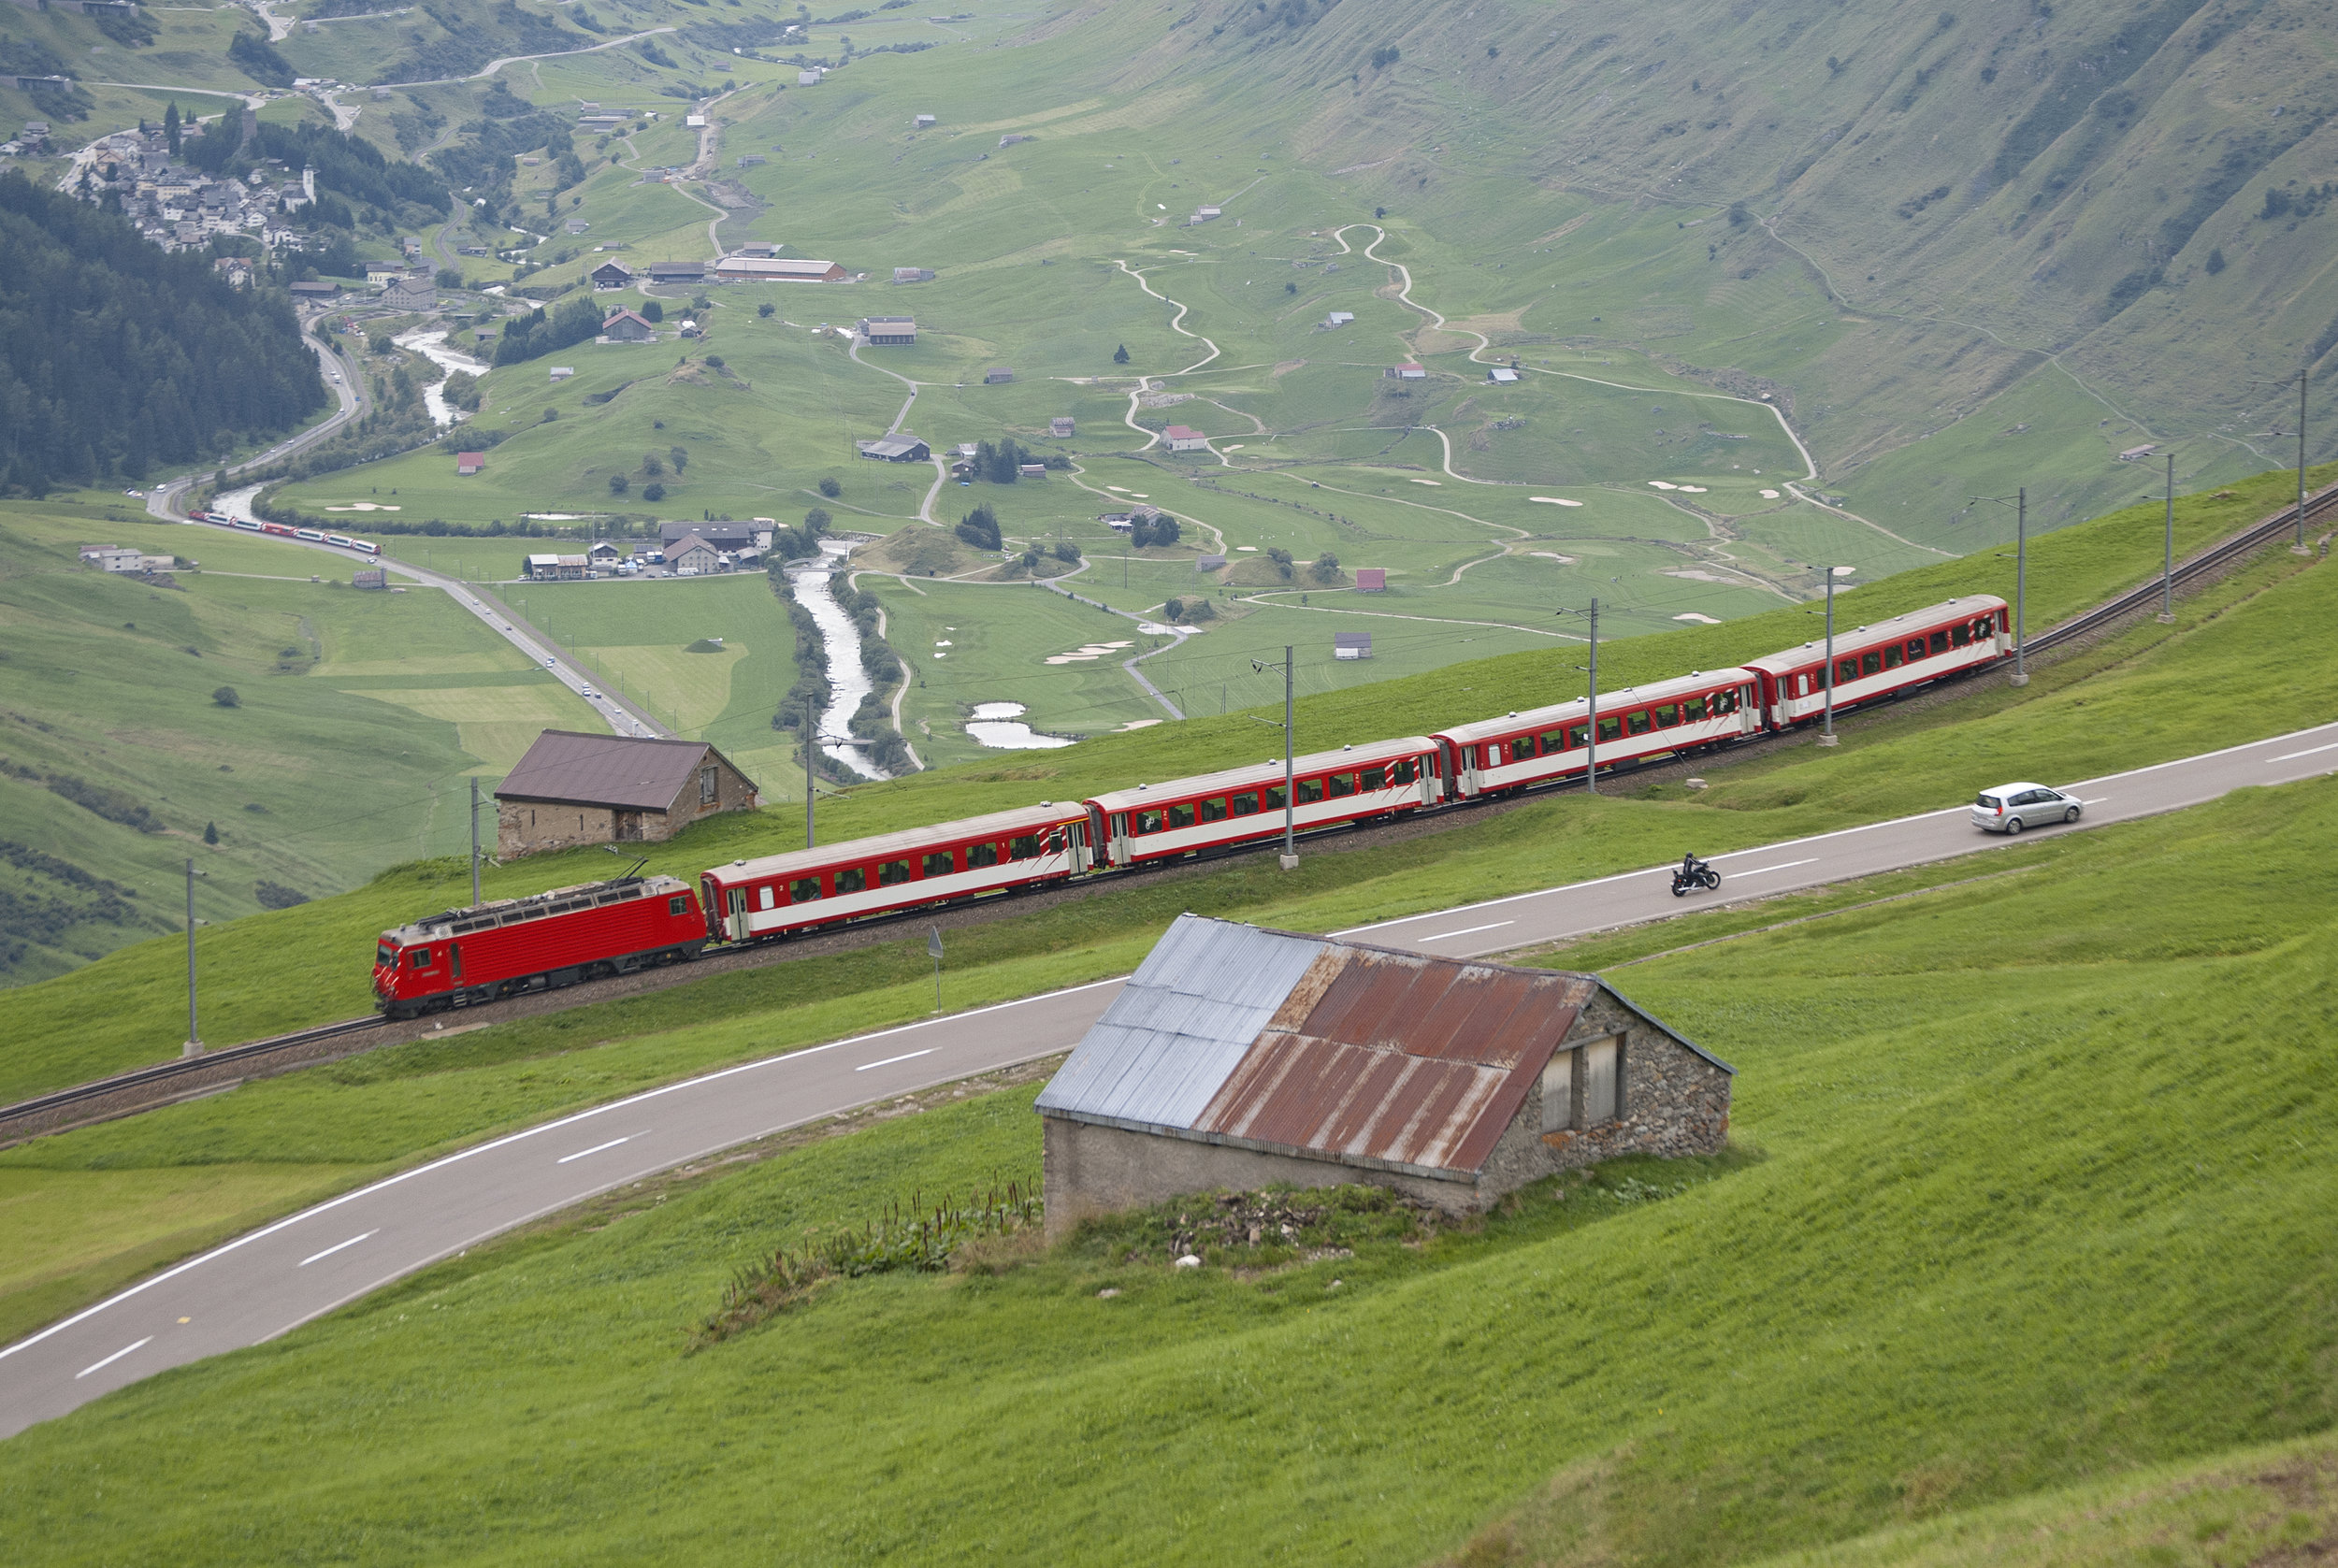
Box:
left=5, top=718, right=2335, bottom=1438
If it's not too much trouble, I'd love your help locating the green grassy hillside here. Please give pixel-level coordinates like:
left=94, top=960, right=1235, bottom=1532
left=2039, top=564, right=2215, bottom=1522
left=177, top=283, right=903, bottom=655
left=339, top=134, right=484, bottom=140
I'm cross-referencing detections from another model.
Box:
left=3, top=767, right=2331, bottom=1566
left=0, top=496, right=596, bottom=984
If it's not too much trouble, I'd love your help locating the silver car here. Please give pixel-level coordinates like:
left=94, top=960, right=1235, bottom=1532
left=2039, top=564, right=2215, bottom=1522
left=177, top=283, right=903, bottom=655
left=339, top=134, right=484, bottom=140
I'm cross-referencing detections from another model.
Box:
left=1972, top=782, right=2082, bottom=834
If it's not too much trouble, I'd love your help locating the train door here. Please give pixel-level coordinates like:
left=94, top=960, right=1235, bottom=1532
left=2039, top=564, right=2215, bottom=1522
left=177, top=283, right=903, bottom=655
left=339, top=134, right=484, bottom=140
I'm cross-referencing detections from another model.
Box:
left=1066, top=818, right=1092, bottom=874
left=1109, top=812, right=1132, bottom=866
left=725, top=886, right=749, bottom=942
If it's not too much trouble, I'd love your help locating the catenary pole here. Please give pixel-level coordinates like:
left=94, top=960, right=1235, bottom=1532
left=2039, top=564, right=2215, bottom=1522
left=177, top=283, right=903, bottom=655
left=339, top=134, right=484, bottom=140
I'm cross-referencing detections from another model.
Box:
left=469, top=776, right=482, bottom=907
left=2300, top=370, right=2311, bottom=551
left=1281, top=644, right=1295, bottom=864
left=183, top=858, right=201, bottom=1057
left=1584, top=599, right=1599, bottom=793
left=2013, top=486, right=2028, bottom=686
left=806, top=697, right=815, bottom=849
left=1822, top=571, right=1839, bottom=746
left=2162, top=451, right=2176, bottom=622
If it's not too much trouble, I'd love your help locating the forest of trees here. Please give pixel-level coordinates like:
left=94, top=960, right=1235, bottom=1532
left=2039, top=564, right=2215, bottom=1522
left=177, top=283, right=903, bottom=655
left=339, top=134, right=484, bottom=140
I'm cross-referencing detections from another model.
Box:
left=0, top=174, right=326, bottom=495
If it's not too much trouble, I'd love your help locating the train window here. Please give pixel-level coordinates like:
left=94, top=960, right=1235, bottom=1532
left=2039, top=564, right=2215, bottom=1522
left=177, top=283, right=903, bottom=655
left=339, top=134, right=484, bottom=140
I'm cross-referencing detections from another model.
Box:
left=1393, top=756, right=1419, bottom=784
left=1837, top=657, right=1859, bottom=684
left=1133, top=811, right=1164, bottom=836
left=1264, top=783, right=1288, bottom=810
left=1596, top=715, right=1623, bottom=743
left=790, top=878, right=822, bottom=903
left=1362, top=765, right=1386, bottom=791
left=878, top=859, right=913, bottom=886
left=1951, top=623, right=1971, bottom=647
left=1199, top=797, right=1228, bottom=822
left=377, top=943, right=395, bottom=967
left=1682, top=696, right=1708, bottom=723
left=1010, top=833, right=1044, bottom=858
left=1882, top=644, right=1903, bottom=670
left=1297, top=777, right=1326, bottom=804
left=1167, top=802, right=1195, bottom=828
left=923, top=851, right=955, bottom=877
left=1653, top=703, right=1680, bottom=727
left=1229, top=791, right=1260, bottom=816
left=1907, top=638, right=1927, bottom=662
left=1323, top=772, right=1352, bottom=798
left=836, top=867, right=868, bottom=894
left=1625, top=711, right=1652, bottom=737
left=1566, top=724, right=1589, bottom=751
left=1930, top=630, right=1949, bottom=655
left=1533, top=730, right=1559, bottom=755
left=758, top=886, right=776, bottom=911
left=969, top=842, right=1001, bottom=868
left=407, top=948, right=433, bottom=970
left=1861, top=650, right=1883, bottom=676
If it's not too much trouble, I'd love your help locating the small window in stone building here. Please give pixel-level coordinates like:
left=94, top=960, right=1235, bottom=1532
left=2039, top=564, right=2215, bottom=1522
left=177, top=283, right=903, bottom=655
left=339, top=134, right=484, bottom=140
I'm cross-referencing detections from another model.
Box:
left=1583, top=1035, right=1622, bottom=1125
left=700, top=767, right=718, bottom=805
left=1540, top=1050, right=1572, bottom=1133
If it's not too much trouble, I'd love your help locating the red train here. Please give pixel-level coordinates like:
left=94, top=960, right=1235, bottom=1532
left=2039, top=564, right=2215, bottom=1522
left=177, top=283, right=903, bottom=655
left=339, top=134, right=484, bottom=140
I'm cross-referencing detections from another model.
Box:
left=372, top=874, right=707, bottom=1019
left=373, top=594, right=2011, bottom=1006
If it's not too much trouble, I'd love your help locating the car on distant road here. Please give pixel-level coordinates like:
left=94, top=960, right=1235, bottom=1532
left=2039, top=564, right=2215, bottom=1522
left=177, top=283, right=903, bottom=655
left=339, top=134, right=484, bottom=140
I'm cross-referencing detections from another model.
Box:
left=581, top=687, right=597, bottom=698
left=1972, top=783, right=2082, bottom=834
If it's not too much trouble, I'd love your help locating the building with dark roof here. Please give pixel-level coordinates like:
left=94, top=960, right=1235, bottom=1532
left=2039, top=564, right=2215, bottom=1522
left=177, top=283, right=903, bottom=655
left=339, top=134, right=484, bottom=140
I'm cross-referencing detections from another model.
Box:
left=496, top=731, right=759, bottom=856
left=1035, top=915, right=1731, bottom=1235
left=659, top=521, right=767, bottom=551
left=589, top=260, right=636, bottom=290
left=602, top=308, right=657, bottom=342
left=857, top=434, right=931, bottom=462
left=647, top=261, right=706, bottom=284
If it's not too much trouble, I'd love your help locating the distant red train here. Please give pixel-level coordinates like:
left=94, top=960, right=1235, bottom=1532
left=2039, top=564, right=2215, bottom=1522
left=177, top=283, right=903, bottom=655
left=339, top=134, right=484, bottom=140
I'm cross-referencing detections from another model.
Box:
left=372, top=874, right=708, bottom=1018
left=374, top=594, right=2011, bottom=1012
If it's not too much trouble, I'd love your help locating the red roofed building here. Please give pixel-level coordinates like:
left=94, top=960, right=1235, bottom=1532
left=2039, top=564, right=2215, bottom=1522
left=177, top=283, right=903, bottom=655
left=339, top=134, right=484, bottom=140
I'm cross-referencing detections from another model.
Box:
left=1354, top=567, right=1387, bottom=592
left=1164, top=424, right=1209, bottom=453
left=1035, top=915, right=1731, bottom=1233
left=602, top=308, right=657, bottom=342
left=455, top=452, right=486, bottom=476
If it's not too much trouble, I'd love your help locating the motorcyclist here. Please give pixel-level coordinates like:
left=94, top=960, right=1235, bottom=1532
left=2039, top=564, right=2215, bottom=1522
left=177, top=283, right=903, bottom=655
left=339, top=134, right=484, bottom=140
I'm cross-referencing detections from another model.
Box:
left=1680, top=851, right=1706, bottom=881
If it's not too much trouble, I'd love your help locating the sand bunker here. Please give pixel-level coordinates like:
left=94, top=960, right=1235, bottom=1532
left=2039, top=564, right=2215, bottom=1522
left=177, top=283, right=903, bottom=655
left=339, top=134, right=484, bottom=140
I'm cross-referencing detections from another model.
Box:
left=1530, top=496, right=1583, bottom=507
left=325, top=503, right=402, bottom=511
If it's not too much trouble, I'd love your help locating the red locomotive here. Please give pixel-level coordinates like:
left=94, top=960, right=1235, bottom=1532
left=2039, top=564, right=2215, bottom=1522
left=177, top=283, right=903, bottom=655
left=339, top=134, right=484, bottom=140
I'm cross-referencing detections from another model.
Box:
left=372, top=873, right=708, bottom=1019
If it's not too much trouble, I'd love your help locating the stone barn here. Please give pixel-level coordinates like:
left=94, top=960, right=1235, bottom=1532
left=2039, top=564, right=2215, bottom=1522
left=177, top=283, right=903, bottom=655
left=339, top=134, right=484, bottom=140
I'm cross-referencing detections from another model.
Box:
left=1036, top=915, right=1731, bottom=1237
left=496, top=731, right=759, bottom=856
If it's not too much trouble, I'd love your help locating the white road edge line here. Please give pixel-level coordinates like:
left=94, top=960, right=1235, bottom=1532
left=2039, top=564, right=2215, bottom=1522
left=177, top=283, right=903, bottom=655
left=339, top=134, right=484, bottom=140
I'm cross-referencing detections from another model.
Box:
left=1419, top=921, right=1514, bottom=942
left=2271, top=741, right=2338, bottom=763
left=0, top=975, right=1131, bottom=1364
left=556, top=1136, right=632, bottom=1165
left=1734, top=857, right=1819, bottom=878
left=74, top=1337, right=152, bottom=1379
left=856, top=1048, right=935, bottom=1072
left=296, top=1230, right=379, bottom=1268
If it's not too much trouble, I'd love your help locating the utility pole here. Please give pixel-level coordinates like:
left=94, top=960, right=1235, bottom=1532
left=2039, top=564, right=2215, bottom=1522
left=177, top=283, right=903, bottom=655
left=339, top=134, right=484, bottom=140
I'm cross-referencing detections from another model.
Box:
left=1969, top=488, right=2029, bottom=685
left=2298, top=369, right=2312, bottom=554
left=1821, top=568, right=1851, bottom=746
left=182, top=858, right=204, bottom=1057
left=469, top=776, right=483, bottom=905
left=929, top=926, right=944, bottom=1011
left=805, top=696, right=815, bottom=848
left=1557, top=599, right=1599, bottom=791
left=1249, top=646, right=1298, bottom=868
left=2160, top=451, right=2177, bottom=623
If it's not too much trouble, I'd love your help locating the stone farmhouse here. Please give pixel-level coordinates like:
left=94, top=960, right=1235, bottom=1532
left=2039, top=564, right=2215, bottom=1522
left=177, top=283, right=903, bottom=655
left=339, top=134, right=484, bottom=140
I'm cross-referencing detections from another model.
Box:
left=496, top=732, right=758, bottom=856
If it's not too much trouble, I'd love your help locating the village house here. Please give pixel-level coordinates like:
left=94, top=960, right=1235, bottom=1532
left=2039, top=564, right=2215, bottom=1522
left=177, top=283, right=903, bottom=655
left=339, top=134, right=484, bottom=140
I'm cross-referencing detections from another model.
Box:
left=893, top=266, right=935, bottom=283
left=1164, top=425, right=1209, bottom=453
left=523, top=554, right=587, bottom=580
left=1035, top=916, right=1733, bottom=1236
left=381, top=273, right=435, bottom=311
left=857, top=434, right=932, bottom=463
left=664, top=533, right=727, bottom=574
left=496, top=731, right=759, bottom=856
left=858, top=316, right=916, bottom=345
left=1050, top=416, right=1075, bottom=438
left=601, top=308, right=657, bottom=342
left=1334, top=630, right=1373, bottom=660
left=984, top=367, right=1014, bottom=384
left=589, top=260, right=636, bottom=290
left=660, top=521, right=770, bottom=553
left=455, top=452, right=486, bottom=476
left=1391, top=362, right=1427, bottom=380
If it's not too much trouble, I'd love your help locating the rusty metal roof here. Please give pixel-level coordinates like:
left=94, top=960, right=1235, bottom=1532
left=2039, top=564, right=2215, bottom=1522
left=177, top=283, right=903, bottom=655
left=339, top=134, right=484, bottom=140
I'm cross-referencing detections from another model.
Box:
left=1038, top=915, right=1636, bottom=1180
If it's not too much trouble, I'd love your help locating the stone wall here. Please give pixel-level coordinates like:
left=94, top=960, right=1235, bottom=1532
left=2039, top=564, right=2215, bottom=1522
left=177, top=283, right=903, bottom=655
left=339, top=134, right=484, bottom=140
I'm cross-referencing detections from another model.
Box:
left=498, top=800, right=636, bottom=857
left=1508, top=991, right=1734, bottom=1181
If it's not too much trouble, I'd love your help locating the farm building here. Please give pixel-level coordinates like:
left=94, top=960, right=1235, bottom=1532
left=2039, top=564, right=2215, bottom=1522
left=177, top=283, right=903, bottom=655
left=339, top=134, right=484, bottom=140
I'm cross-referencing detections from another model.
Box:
left=1164, top=425, right=1209, bottom=453
left=1487, top=367, right=1520, bottom=383
left=647, top=261, right=706, bottom=285
left=1018, top=463, right=1046, bottom=478
left=661, top=521, right=770, bottom=552
left=665, top=533, right=727, bottom=574
left=1050, top=416, right=1075, bottom=438
left=496, top=731, right=759, bottom=856
left=354, top=568, right=387, bottom=589
left=859, top=316, right=916, bottom=345
left=549, top=366, right=575, bottom=381
left=735, top=242, right=777, bottom=258
left=1323, top=310, right=1355, bottom=327
left=287, top=281, right=340, bottom=302
left=798, top=69, right=822, bottom=85
left=455, top=452, right=485, bottom=476
left=2119, top=444, right=2159, bottom=462
left=1390, top=363, right=1427, bottom=380
left=601, top=309, right=657, bottom=342
left=894, top=266, right=935, bottom=282
left=1354, top=567, right=1387, bottom=592
left=565, top=218, right=591, bottom=235
left=523, top=554, right=586, bottom=580
left=984, top=367, right=1015, bottom=384
left=1035, top=915, right=1732, bottom=1236
left=589, top=260, right=635, bottom=289
left=857, top=434, right=932, bottom=462
left=914, top=113, right=936, bottom=128
left=715, top=255, right=846, bottom=282
left=1334, top=630, right=1373, bottom=660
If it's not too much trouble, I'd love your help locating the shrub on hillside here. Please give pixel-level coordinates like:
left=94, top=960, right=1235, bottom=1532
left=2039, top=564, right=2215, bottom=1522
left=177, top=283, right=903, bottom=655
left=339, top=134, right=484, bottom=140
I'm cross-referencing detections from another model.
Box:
left=211, top=685, right=240, bottom=708
left=956, top=504, right=1001, bottom=551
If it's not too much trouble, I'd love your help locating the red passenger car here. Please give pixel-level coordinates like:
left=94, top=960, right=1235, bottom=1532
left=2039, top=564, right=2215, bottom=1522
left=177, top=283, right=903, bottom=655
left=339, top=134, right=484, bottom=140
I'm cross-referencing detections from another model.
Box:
left=1085, top=738, right=1441, bottom=867
left=372, top=873, right=708, bottom=1019
left=1742, top=595, right=2009, bottom=729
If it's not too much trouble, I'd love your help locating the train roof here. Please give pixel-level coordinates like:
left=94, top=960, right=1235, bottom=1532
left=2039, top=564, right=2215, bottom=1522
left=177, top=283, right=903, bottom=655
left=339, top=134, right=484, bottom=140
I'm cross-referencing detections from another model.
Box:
left=1434, top=670, right=1754, bottom=746
left=1739, top=595, right=2008, bottom=672
left=1087, top=738, right=1436, bottom=813
left=705, top=802, right=1090, bottom=885
left=382, top=872, right=689, bottom=942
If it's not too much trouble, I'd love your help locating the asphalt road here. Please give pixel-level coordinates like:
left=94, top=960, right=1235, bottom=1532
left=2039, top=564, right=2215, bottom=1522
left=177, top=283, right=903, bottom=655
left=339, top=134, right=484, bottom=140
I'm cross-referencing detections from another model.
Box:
left=5, top=719, right=2335, bottom=1438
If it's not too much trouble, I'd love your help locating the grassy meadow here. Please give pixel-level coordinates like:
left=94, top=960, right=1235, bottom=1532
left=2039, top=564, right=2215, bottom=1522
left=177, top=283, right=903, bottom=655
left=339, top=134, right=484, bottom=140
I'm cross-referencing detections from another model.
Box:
left=0, top=520, right=2329, bottom=1348
left=3, top=766, right=2332, bottom=1564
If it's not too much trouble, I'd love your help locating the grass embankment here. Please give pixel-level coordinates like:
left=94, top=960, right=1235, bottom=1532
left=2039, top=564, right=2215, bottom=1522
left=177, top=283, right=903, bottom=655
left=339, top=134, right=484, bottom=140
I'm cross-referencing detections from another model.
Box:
left=0, top=529, right=2331, bottom=1348
left=1, top=460, right=2326, bottom=1094
left=5, top=764, right=2332, bottom=1564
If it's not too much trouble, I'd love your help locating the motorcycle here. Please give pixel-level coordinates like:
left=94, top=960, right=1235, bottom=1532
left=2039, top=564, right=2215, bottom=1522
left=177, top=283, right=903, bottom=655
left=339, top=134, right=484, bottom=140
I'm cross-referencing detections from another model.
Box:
left=1670, top=859, right=1722, bottom=897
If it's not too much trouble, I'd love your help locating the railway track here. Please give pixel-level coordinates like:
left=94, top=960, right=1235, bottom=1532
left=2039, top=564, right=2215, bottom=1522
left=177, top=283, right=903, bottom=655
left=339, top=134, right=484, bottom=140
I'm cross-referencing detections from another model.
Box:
left=4, top=483, right=2328, bottom=1146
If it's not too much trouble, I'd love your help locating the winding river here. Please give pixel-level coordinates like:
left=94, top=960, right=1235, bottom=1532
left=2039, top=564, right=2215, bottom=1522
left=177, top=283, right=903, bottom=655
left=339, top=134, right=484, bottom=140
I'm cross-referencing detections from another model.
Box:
left=796, top=539, right=888, bottom=781
left=394, top=327, right=491, bottom=429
